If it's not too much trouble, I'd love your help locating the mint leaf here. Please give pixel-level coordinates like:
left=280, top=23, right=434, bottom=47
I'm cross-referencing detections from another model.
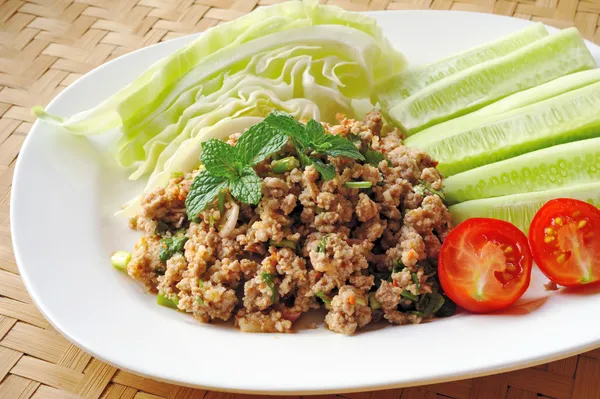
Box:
left=305, top=119, right=327, bottom=146
left=235, top=123, right=288, bottom=166
left=311, top=157, right=336, bottom=180
left=185, top=170, right=227, bottom=219
left=229, top=166, right=262, bottom=205
left=318, top=134, right=364, bottom=160
left=264, top=111, right=309, bottom=145
left=200, top=139, right=238, bottom=178
left=364, top=149, right=386, bottom=167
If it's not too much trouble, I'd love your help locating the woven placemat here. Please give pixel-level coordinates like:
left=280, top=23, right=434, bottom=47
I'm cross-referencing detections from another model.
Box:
left=1, top=1, right=600, bottom=398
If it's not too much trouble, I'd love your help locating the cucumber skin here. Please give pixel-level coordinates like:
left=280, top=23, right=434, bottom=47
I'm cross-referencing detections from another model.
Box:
left=376, top=23, right=548, bottom=110
left=449, top=182, right=600, bottom=234
left=422, top=81, right=600, bottom=177
left=387, top=27, right=596, bottom=135
left=444, top=137, right=600, bottom=205
left=405, top=69, right=600, bottom=148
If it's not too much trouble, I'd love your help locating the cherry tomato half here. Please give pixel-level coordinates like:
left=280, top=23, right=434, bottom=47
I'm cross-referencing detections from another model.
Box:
left=439, top=218, right=532, bottom=313
left=528, top=198, right=600, bottom=287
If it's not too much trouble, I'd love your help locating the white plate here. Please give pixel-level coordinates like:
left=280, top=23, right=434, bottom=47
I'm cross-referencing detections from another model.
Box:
left=12, top=10, right=600, bottom=395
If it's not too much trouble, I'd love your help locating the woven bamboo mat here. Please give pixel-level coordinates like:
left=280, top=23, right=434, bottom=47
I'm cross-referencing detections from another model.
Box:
left=1, top=0, right=600, bottom=398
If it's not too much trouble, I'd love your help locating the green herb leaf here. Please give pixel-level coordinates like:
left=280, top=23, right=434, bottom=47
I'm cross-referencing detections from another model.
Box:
left=235, top=123, right=288, bottom=166
left=417, top=179, right=446, bottom=200
left=364, top=149, right=386, bottom=167
left=420, top=291, right=445, bottom=316
left=316, top=234, right=329, bottom=253
left=311, top=157, right=336, bottom=180
left=196, top=296, right=204, bottom=305
left=200, top=139, right=238, bottom=178
left=229, top=166, right=262, bottom=205
left=185, top=170, right=227, bottom=220
left=261, top=272, right=277, bottom=303
left=265, top=111, right=364, bottom=179
left=305, top=119, right=327, bottom=146
left=155, top=221, right=170, bottom=235
left=435, top=295, right=456, bottom=317
left=159, top=235, right=189, bottom=263
left=317, top=134, right=364, bottom=160
left=264, top=111, right=308, bottom=143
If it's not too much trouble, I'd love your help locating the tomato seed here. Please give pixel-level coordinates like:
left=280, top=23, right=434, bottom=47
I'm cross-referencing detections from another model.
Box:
left=554, top=217, right=563, bottom=226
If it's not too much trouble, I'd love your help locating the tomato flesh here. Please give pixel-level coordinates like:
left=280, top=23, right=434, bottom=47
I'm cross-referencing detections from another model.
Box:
left=529, top=198, right=600, bottom=287
left=439, top=218, right=532, bottom=313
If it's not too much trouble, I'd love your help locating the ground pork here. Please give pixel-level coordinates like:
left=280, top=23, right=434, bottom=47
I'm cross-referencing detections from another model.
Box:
left=125, top=110, right=454, bottom=334
left=325, top=286, right=371, bottom=335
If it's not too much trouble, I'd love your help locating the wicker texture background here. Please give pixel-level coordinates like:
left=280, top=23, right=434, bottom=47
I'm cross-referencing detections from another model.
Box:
left=1, top=0, right=600, bottom=398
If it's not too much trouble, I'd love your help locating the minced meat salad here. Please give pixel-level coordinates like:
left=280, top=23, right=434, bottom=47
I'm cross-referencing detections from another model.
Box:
left=124, top=110, right=456, bottom=334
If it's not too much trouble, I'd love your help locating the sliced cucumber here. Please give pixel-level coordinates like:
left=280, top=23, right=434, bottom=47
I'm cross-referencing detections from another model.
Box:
left=449, top=182, right=600, bottom=234
left=375, top=23, right=548, bottom=111
left=420, top=81, right=600, bottom=177
left=444, top=137, right=600, bottom=205
left=406, top=69, right=600, bottom=148
left=386, top=28, right=596, bottom=135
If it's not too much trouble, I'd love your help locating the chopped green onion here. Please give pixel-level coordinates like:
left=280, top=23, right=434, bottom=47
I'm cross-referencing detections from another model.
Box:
left=111, top=251, right=131, bottom=272
left=343, top=181, right=372, bottom=189
left=157, top=293, right=178, bottom=309
left=355, top=297, right=366, bottom=306
left=411, top=272, right=420, bottom=290
left=368, top=293, right=381, bottom=310
left=196, top=296, right=204, bottom=305
left=271, top=156, right=300, bottom=173
left=268, top=239, right=297, bottom=249
left=315, top=291, right=332, bottom=304
left=400, top=291, right=418, bottom=301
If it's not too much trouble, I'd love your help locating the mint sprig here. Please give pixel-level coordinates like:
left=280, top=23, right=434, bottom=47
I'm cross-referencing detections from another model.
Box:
left=185, top=122, right=287, bottom=219
left=185, top=111, right=365, bottom=219
left=264, top=111, right=364, bottom=180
